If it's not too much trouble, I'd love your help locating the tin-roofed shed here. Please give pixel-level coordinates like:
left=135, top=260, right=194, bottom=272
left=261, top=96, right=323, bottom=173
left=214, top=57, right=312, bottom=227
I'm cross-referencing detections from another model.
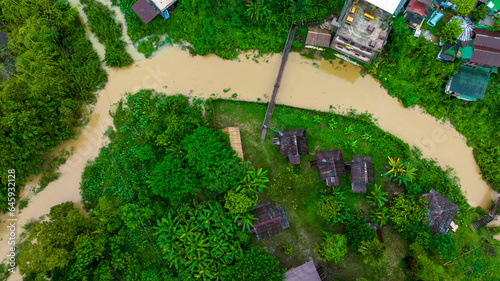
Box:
left=305, top=27, right=332, bottom=48
left=445, top=66, right=491, bottom=101
left=314, top=149, right=346, bottom=187
left=132, top=0, right=158, bottom=24
left=274, top=129, right=309, bottom=165
left=250, top=203, right=289, bottom=240
left=285, top=260, right=322, bottom=281
left=422, top=189, right=459, bottom=234
left=349, top=156, right=375, bottom=193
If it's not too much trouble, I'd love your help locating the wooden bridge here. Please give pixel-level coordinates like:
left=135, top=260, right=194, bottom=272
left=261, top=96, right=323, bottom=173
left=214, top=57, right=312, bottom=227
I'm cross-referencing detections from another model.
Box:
left=260, top=24, right=297, bottom=140
left=471, top=197, right=500, bottom=231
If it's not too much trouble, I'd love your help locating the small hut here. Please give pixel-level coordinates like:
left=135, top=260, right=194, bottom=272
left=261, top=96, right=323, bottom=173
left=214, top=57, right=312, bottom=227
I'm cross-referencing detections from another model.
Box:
left=313, top=149, right=346, bottom=187
left=222, top=127, right=244, bottom=161
left=273, top=129, right=309, bottom=165
left=285, top=260, right=322, bottom=281
left=422, top=189, right=459, bottom=234
left=349, top=156, right=375, bottom=193
left=250, top=203, right=289, bottom=240
left=305, top=27, right=332, bottom=49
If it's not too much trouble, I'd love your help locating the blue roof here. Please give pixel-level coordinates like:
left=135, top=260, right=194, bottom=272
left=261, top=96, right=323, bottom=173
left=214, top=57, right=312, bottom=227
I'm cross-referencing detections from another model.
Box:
left=428, top=10, right=444, bottom=27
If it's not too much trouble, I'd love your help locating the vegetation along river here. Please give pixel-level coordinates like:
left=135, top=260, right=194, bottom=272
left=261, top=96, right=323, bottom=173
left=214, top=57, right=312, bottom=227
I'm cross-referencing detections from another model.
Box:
left=2, top=43, right=500, bottom=279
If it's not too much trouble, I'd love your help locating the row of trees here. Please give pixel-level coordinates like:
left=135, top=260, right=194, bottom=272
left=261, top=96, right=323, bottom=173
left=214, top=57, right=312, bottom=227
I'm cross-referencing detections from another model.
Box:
left=0, top=0, right=107, bottom=211
left=80, top=0, right=134, bottom=67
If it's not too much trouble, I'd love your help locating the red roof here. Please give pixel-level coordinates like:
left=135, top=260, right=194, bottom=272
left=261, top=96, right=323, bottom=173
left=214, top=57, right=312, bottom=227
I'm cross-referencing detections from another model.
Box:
left=132, top=0, right=158, bottom=24
left=406, top=0, right=431, bottom=18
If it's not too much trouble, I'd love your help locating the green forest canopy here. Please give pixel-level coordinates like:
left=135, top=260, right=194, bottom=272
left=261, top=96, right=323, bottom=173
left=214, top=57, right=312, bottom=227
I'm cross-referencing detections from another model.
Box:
left=0, top=0, right=107, bottom=211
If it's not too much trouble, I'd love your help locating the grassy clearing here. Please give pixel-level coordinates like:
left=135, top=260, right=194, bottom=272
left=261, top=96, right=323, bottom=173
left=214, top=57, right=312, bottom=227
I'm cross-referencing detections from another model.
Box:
left=214, top=99, right=410, bottom=279
left=213, top=98, right=500, bottom=280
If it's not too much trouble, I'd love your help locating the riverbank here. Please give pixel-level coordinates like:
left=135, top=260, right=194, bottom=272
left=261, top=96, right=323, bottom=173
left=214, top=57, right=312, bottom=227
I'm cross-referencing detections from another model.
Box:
left=2, top=45, right=498, bottom=279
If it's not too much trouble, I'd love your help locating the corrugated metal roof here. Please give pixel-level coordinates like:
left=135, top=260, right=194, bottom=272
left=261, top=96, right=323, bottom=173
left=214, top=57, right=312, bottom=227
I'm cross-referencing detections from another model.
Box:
left=285, top=261, right=322, bottom=281
left=474, top=29, right=500, bottom=49
left=449, top=67, right=490, bottom=100
left=305, top=28, right=332, bottom=48
left=422, top=189, right=459, bottom=234
left=470, top=46, right=500, bottom=67
left=132, top=0, right=158, bottom=24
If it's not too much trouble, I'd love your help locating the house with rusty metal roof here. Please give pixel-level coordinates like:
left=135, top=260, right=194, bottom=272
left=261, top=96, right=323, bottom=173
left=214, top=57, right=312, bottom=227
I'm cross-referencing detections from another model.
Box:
left=285, top=260, right=322, bottom=281
left=249, top=203, right=289, bottom=240
left=305, top=27, right=332, bottom=49
left=132, top=0, right=178, bottom=24
left=348, top=156, right=375, bottom=193
left=312, top=149, right=346, bottom=187
left=469, top=28, right=500, bottom=68
left=422, top=189, right=459, bottom=234
left=273, top=129, right=309, bottom=165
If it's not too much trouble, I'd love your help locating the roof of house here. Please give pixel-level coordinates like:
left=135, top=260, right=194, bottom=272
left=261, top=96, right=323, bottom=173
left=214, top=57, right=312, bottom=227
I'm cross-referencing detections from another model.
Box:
left=417, top=0, right=434, bottom=6
left=250, top=203, right=288, bottom=240
left=279, top=129, right=309, bottom=165
left=285, top=260, right=322, bottom=281
left=439, top=42, right=460, bottom=61
left=351, top=156, right=375, bottom=193
left=151, top=0, right=176, bottom=11
left=305, top=27, right=332, bottom=48
left=407, top=0, right=433, bottom=18
left=470, top=46, right=500, bottom=67
left=316, top=150, right=346, bottom=187
left=366, top=0, right=405, bottom=14
left=132, top=0, right=158, bottom=24
left=449, top=66, right=491, bottom=100
left=487, top=0, right=500, bottom=10
left=404, top=13, right=425, bottom=25
left=222, top=127, right=244, bottom=161
left=422, top=189, right=459, bottom=234
left=474, top=29, right=500, bottom=49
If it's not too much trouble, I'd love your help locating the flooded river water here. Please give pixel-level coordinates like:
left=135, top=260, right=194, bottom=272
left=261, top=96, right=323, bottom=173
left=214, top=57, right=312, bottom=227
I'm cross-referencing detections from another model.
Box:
left=2, top=14, right=500, bottom=280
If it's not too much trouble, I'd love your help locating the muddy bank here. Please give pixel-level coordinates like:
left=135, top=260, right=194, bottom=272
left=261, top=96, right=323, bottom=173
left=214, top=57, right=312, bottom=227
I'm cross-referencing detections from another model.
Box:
left=2, top=45, right=498, bottom=279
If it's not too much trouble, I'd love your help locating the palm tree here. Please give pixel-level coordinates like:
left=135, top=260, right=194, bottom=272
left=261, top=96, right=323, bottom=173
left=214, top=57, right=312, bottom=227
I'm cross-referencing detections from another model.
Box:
left=289, top=0, right=310, bottom=24
left=245, top=0, right=272, bottom=22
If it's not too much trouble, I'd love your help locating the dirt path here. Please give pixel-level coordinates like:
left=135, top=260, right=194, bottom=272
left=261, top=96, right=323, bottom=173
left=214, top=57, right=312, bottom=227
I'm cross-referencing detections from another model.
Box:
left=2, top=44, right=499, bottom=279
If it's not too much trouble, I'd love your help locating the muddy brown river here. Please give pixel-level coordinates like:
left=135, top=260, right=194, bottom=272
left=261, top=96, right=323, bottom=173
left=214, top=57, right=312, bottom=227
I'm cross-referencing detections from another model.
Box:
left=2, top=5, right=500, bottom=278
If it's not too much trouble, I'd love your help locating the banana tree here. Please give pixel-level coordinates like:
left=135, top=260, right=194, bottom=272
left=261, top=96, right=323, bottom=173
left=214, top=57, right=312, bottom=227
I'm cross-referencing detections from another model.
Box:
left=367, top=184, right=388, bottom=208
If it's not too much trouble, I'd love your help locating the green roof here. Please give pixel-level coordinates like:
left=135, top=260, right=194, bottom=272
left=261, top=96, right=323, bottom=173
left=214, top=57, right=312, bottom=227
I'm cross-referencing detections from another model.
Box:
left=460, top=46, right=474, bottom=59
left=487, top=0, right=500, bottom=10
left=449, top=67, right=491, bottom=100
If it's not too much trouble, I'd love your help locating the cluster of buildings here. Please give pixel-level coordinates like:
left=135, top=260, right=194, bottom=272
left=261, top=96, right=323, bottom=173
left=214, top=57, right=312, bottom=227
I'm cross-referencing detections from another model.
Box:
left=305, top=0, right=500, bottom=102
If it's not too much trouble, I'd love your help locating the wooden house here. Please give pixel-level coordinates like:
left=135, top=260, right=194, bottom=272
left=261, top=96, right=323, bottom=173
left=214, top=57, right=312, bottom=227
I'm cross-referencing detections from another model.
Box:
left=313, top=149, right=346, bottom=187
left=422, top=189, right=459, bottom=234
left=285, top=260, right=322, bottom=281
left=222, top=127, right=244, bottom=161
left=250, top=203, right=289, bottom=240
left=273, top=129, right=309, bottom=165
left=348, top=156, right=375, bottom=193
